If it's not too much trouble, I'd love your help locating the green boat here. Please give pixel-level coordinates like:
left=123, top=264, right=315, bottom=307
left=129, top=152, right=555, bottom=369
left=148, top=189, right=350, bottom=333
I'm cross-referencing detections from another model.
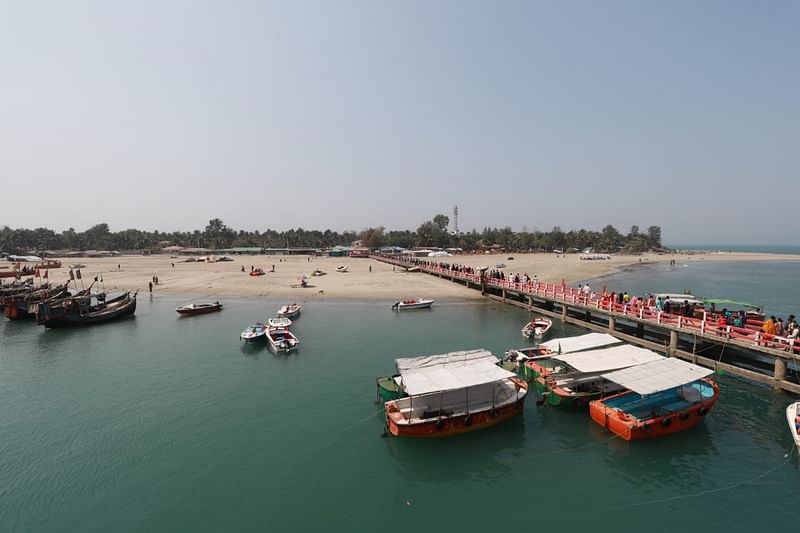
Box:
left=376, top=375, right=405, bottom=402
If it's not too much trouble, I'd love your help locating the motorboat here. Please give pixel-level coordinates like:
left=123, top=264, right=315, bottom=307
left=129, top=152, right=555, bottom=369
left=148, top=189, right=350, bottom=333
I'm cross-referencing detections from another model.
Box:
left=277, top=303, right=301, bottom=318
left=589, top=358, right=720, bottom=440
left=382, top=348, right=528, bottom=438
left=249, top=268, right=265, bottom=276
left=391, top=298, right=434, bottom=310
left=268, top=317, right=292, bottom=328
left=240, top=323, right=267, bottom=342
left=176, top=301, right=223, bottom=316
left=335, top=265, right=348, bottom=273
left=311, top=269, right=327, bottom=276
left=522, top=317, right=552, bottom=339
left=267, top=326, right=299, bottom=353
left=787, top=401, right=800, bottom=449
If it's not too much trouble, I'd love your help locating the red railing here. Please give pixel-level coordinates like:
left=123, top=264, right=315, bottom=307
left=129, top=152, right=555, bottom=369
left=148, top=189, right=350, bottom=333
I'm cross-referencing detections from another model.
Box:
left=373, top=255, right=800, bottom=356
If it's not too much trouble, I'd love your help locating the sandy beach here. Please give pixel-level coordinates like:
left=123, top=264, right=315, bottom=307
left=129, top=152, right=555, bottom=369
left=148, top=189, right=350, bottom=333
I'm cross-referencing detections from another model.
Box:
left=18, top=251, right=799, bottom=302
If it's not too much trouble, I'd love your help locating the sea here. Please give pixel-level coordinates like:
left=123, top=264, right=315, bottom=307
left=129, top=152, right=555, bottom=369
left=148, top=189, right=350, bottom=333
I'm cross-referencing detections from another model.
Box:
left=2, top=257, right=800, bottom=532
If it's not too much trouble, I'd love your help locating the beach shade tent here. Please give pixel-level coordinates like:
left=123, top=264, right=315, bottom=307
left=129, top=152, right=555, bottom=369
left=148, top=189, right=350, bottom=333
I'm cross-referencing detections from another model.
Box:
left=600, top=357, right=713, bottom=396
left=538, top=333, right=622, bottom=355
left=550, top=344, right=664, bottom=374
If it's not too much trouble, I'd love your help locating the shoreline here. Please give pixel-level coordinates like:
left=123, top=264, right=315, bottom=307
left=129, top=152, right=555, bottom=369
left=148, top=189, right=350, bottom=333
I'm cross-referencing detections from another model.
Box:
left=9, top=251, right=799, bottom=301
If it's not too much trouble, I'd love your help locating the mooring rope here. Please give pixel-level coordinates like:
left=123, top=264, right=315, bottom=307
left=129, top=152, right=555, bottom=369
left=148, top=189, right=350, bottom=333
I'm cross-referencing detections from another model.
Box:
left=611, top=445, right=795, bottom=510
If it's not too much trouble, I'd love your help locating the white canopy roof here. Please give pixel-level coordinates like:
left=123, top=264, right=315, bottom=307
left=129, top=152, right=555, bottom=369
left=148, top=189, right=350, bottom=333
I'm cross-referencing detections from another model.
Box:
left=395, top=349, right=499, bottom=373
left=601, top=357, right=713, bottom=396
left=400, top=360, right=516, bottom=396
left=553, top=344, right=663, bottom=373
left=540, top=333, right=621, bottom=355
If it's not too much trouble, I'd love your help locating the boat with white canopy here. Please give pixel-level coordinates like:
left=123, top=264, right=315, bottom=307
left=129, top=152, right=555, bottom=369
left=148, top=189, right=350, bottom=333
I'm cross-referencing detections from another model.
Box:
left=382, top=349, right=528, bottom=438
left=377, top=349, right=500, bottom=402
left=505, top=333, right=622, bottom=380
left=527, top=343, right=665, bottom=406
left=589, top=357, right=719, bottom=440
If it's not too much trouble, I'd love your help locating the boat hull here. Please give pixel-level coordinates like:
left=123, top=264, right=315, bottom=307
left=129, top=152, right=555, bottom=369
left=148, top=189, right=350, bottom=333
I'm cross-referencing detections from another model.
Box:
left=589, top=379, right=719, bottom=441
left=376, top=376, right=406, bottom=402
left=385, top=396, right=526, bottom=438
left=385, top=379, right=528, bottom=438
left=176, top=304, right=222, bottom=316
left=392, top=299, right=434, bottom=310
left=787, top=402, right=800, bottom=449
left=39, top=297, right=137, bottom=328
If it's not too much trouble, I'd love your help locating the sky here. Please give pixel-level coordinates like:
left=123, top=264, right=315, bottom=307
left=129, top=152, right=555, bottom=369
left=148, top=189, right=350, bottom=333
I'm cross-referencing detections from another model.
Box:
left=1, top=0, right=798, bottom=244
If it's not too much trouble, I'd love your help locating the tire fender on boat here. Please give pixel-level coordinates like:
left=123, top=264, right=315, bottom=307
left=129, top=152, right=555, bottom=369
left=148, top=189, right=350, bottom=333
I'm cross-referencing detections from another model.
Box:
left=464, top=415, right=473, bottom=427
left=435, top=419, right=445, bottom=431
left=679, top=412, right=690, bottom=421
left=661, top=417, right=673, bottom=427
left=698, top=406, right=709, bottom=416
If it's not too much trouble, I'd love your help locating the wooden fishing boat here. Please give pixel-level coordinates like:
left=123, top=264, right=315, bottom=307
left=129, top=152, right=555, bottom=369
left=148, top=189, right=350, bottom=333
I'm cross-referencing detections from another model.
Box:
left=267, top=317, right=292, bottom=328
left=267, top=326, right=299, bottom=353
left=786, top=401, right=800, bottom=449
left=376, top=349, right=501, bottom=403
left=522, top=317, right=552, bottom=339
left=335, top=265, right=348, bottom=273
left=505, top=333, right=622, bottom=381
left=589, top=358, right=720, bottom=440
left=240, top=323, right=267, bottom=342
left=531, top=344, right=664, bottom=407
left=391, top=298, right=434, bottom=310
left=383, top=350, right=528, bottom=438
left=176, top=301, right=223, bottom=316
left=3, top=283, right=70, bottom=320
left=277, top=303, right=301, bottom=318
left=36, top=291, right=137, bottom=328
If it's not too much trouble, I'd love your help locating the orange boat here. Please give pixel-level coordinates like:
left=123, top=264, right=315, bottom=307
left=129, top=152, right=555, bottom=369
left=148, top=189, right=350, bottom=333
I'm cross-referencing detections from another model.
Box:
left=383, top=350, right=528, bottom=438
left=589, top=358, right=720, bottom=441
left=249, top=268, right=265, bottom=276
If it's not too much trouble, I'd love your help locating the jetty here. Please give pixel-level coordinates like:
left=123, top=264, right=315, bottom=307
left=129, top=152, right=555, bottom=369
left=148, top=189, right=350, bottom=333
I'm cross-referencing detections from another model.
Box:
left=373, top=254, right=800, bottom=394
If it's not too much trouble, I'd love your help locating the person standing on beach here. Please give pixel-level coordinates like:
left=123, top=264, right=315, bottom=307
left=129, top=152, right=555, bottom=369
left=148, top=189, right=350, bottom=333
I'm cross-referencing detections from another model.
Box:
left=148, top=281, right=153, bottom=293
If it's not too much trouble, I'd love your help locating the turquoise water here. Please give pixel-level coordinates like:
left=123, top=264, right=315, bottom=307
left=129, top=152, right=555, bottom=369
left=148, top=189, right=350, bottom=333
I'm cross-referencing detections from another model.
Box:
left=1, top=294, right=799, bottom=532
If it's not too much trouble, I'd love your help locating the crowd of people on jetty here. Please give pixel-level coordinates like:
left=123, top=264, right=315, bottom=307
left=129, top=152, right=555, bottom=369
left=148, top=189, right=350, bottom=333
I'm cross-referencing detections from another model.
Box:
left=379, top=255, right=800, bottom=350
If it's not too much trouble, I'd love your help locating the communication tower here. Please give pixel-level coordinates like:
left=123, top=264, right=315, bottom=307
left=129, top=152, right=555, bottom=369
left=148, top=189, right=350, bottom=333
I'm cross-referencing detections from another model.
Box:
left=453, top=205, right=459, bottom=234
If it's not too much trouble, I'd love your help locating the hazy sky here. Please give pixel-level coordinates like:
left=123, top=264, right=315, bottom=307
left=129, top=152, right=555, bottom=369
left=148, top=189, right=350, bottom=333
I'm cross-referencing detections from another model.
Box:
left=1, top=1, right=798, bottom=244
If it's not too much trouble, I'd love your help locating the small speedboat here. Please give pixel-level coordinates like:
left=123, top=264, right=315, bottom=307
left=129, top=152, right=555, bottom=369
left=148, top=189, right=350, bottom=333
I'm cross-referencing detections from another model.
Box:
left=391, top=298, right=434, bottom=310
left=522, top=317, right=552, bottom=339
left=268, top=317, right=292, bottom=328
left=176, top=301, right=223, bottom=316
left=240, top=323, right=267, bottom=342
left=267, top=326, right=299, bottom=353
left=311, top=269, right=327, bottom=276
left=787, top=401, right=800, bottom=449
left=277, top=303, right=301, bottom=318
left=249, top=268, right=265, bottom=277
left=335, top=265, right=348, bottom=273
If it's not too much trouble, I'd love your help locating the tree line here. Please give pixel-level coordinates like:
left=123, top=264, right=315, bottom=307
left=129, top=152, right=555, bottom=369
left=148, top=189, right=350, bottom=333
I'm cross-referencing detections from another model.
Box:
left=0, top=216, right=663, bottom=254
